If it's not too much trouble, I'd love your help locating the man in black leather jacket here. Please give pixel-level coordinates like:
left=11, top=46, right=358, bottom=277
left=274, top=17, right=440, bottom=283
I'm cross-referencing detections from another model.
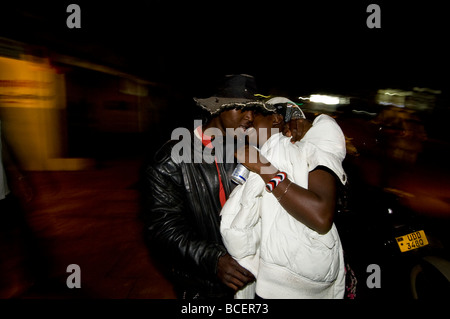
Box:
left=142, top=75, right=260, bottom=299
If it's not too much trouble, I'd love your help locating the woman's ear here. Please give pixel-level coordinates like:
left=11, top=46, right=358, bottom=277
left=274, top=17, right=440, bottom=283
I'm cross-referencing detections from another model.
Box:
left=272, top=114, right=284, bottom=127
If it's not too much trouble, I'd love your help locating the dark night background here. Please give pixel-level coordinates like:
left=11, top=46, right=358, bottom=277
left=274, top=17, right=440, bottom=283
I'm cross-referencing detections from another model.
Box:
left=1, top=0, right=448, bottom=95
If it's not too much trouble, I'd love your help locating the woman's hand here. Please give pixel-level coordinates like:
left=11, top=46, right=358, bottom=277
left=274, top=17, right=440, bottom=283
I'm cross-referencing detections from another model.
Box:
left=235, top=145, right=278, bottom=178
left=283, top=118, right=312, bottom=143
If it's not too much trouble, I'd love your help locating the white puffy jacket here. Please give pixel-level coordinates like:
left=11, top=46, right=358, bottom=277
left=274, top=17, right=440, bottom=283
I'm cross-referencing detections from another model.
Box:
left=220, top=114, right=347, bottom=299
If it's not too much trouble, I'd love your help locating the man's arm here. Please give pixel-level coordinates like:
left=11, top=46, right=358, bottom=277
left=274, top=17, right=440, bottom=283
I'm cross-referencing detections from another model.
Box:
left=141, top=152, right=254, bottom=290
left=142, top=160, right=225, bottom=276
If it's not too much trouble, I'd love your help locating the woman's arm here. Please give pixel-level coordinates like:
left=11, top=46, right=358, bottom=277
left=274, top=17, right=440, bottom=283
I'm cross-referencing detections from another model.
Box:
left=267, top=168, right=337, bottom=235
left=236, top=145, right=337, bottom=235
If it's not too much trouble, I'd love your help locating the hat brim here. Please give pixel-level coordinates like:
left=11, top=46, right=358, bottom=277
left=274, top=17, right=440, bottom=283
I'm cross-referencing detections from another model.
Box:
left=263, top=97, right=306, bottom=121
left=194, top=97, right=265, bottom=114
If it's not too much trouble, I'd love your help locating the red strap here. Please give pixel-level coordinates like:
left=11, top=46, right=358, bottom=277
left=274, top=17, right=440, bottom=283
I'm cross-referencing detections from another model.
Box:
left=196, top=126, right=227, bottom=207
left=215, top=161, right=227, bottom=207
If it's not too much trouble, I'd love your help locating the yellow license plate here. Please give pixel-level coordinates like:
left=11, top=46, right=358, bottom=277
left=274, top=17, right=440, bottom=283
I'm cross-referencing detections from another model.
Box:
left=396, top=230, right=429, bottom=253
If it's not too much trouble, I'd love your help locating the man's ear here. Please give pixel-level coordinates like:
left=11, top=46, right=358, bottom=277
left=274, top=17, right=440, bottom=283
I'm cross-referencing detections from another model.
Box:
left=272, top=114, right=284, bottom=126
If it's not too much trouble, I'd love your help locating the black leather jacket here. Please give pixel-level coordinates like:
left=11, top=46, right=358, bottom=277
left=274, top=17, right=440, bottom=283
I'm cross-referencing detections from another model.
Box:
left=141, top=130, right=237, bottom=296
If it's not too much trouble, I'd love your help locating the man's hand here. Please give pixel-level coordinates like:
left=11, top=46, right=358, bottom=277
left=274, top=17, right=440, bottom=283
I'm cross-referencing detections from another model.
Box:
left=217, top=253, right=255, bottom=291
left=283, top=118, right=312, bottom=143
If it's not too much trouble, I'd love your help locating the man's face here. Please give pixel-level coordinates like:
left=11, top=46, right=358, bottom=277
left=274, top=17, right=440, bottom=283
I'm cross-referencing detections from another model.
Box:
left=219, top=108, right=254, bottom=134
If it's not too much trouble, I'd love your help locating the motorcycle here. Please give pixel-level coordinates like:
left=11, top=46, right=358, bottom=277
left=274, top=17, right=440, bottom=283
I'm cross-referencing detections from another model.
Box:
left=336, top=181, right=450, bottom=300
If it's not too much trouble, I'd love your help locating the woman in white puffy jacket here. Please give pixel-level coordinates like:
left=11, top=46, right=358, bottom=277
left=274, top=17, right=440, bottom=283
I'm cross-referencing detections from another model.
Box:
left=220, top=97, right=347, bottom=299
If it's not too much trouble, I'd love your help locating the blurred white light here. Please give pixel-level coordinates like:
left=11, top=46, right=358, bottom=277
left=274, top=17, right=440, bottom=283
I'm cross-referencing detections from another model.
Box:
left=309, top=94, right=340, bottom=105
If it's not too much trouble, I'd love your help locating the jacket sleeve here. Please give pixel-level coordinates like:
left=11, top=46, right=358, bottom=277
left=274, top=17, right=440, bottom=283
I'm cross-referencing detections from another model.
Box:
left=141, top=147, right=226, bottom=278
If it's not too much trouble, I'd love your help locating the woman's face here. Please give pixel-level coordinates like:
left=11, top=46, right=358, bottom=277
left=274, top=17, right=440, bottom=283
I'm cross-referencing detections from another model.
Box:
left=249, top=113, right=279, bottom=148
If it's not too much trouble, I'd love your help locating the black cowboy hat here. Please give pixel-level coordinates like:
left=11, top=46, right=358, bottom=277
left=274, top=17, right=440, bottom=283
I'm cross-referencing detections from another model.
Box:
left=194, top=74, right=265, bottom=114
